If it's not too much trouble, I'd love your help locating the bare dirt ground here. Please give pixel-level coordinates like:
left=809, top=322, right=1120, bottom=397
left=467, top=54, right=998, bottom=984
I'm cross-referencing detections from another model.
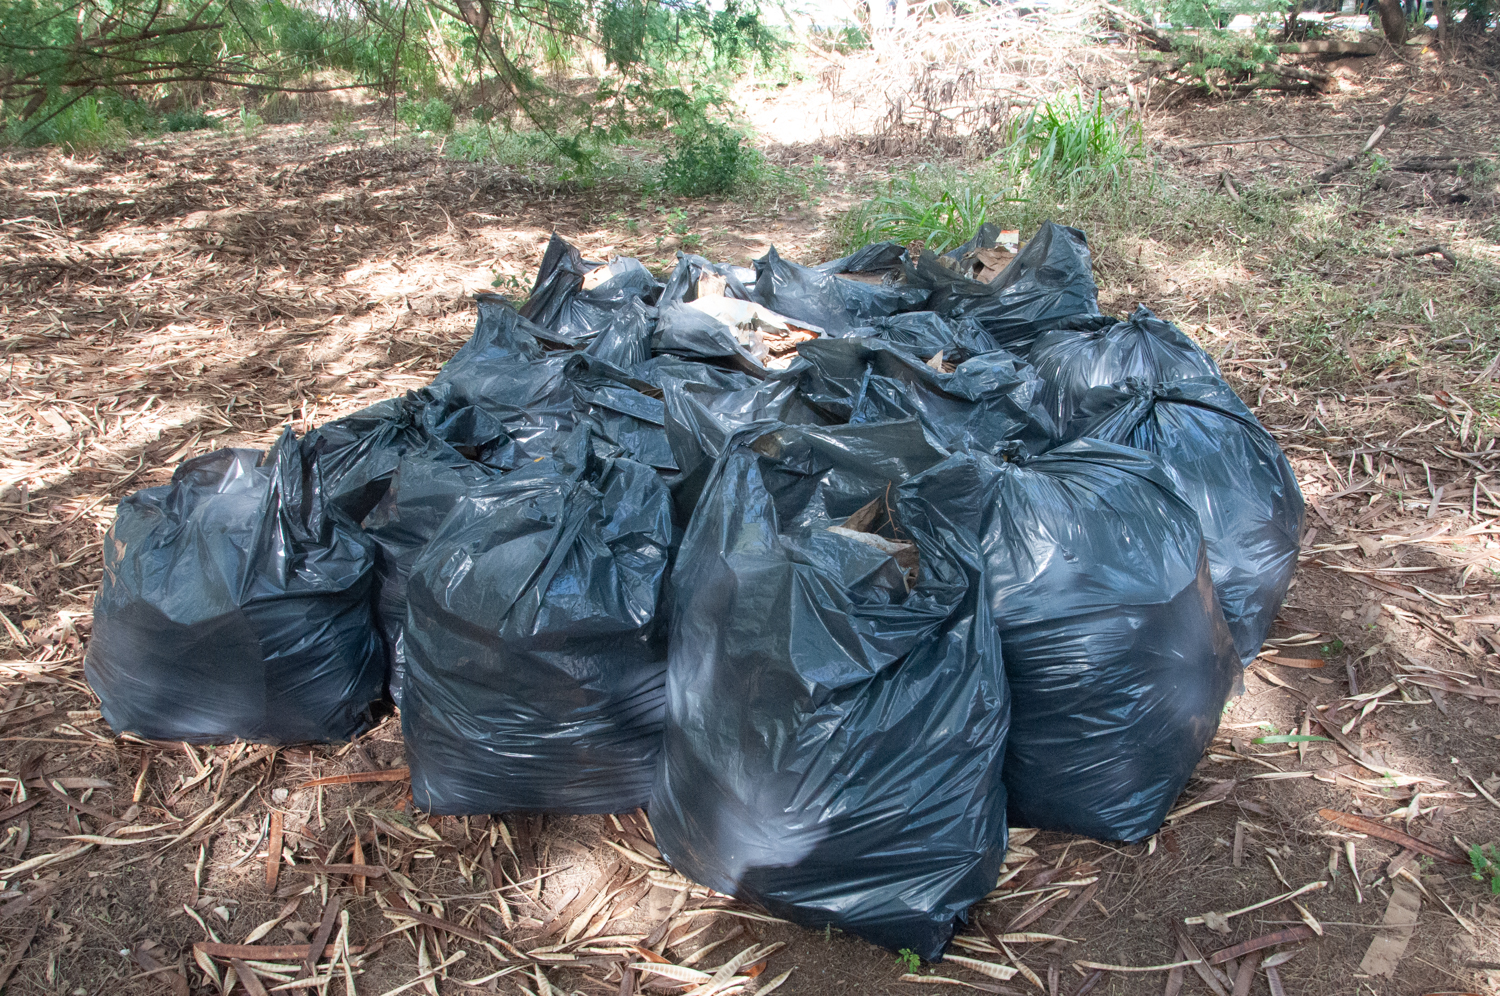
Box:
left=2, top=41, right=1500, bottom=996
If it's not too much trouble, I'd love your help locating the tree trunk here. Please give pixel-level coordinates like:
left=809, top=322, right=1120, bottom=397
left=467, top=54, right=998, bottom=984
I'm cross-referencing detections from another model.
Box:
left=1433, top=0, right=1451, bottom=53
left=1281, top=0, right=1305, bottom=40
left=1375, top=0, right=1408, bottom=43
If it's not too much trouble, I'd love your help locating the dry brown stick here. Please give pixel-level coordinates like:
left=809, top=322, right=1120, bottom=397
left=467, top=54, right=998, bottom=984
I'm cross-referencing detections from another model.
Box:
left=288, top=863, right=389, bottom=878
left=265, top=811, right=283, bottom=892
left=1318, top=809, right=1464, bottom=863
left=1206, top=926, right=1315, bottom=965
left=380, top=905, right=489, bottom=945
left=27, top=775, right=116, bottom=823
left=299, top=896, right=343, bottom=981
left=1220, top=171, right=1243, bottom=206
left=1390, top=244, right=1457, bottom=265
left=0, top=924, right=38, bottom=991
left=1313, top=100, right=1404, bottom=183
left=297, top=767, right=409, bottom=789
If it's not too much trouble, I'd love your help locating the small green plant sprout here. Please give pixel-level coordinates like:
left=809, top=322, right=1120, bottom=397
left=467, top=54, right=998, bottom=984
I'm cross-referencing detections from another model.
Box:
left=1470, top=844, right=1500, bottom=894
left=897, top=948, right=921, bottom=972
left=1320, top=639, right=1345, bottom=655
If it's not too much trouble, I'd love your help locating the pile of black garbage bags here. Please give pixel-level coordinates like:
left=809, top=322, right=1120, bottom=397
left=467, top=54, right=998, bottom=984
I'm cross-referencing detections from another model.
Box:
left=86, top=222, right=1303, bottom=959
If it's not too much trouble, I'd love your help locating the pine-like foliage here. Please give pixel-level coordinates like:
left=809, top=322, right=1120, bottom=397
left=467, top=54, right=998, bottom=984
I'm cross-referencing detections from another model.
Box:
left=0, top=0, right=778, bottom=145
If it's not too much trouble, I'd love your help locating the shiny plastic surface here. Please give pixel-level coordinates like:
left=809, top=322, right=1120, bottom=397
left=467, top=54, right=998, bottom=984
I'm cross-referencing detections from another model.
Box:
left=908, top=221, right=1105, bottom=353
left=945, top=440, right=1240, bottom=842
left=793, top=337, right=1057, bottom=455
left=650, top=420, right=1010, bottom=960
left=402, top=444, right=674, bottom=814
left=85, top=432, right=384, bottom=743
left=1065, top=377, right=1305, bottom=666
left=1028, top=306, right=1222, bottom=428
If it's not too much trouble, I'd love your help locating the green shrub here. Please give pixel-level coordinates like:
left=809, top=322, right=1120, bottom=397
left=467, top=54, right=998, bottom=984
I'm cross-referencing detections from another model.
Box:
left=7, top=95, right=128, bottom=148
left=399, top=97, right=456, bottom=134
left=660, top=120, right=760, bottom=196
left=843, top=170, right=1001, bottom=253
left=163, top=107, right=216, bottom=132
left=1003, top=92, right=1145, bottom=187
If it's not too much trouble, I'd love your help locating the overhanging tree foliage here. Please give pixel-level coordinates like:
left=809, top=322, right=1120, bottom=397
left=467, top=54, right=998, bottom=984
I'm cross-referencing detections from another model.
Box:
left=0, top=0, right=778, bottom=142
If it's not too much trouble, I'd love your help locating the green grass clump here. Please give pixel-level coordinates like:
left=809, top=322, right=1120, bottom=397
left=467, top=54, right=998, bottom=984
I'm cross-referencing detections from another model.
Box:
left=1003, top=91, right=1144, bottom=188
left=842, top=171, right=1002, bottom=254
left=842, top=91, right=1145, bottom=252
left=1472, top=843, right=1500, bottom=894
left=660, top=120, right=761, bottom=197
left=399, top=97, right=456, bottom=134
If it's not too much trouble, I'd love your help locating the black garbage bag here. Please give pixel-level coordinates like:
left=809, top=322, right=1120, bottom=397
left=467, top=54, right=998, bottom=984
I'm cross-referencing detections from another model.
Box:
left=754, top=246, right=930, bottom=331
left=819, top=243, right=933, bottom=320
left=356, top=411, right=521, bottom=707
left=659, top=252, right=754, bottom=306
left=567, top=353, right=679, bottom=475
left=652, top=300, right=769, bottom=375
left=401, top=439, right=674, bottom=814
left=817, top=240, right=907, bottom=277
left=302, top=385, right=522, bottom=523
left=300, top=382, right=543, bottom=707
left=1028, top=306, right=1221, bottom=428
left=1064, top=377, right=1304, bottom=666
left=86, top=432, right=384, bottom=744
left=583, top=296, right=655, bottom=371
left=519, top=233, right=660, bottom=341
left=434, top=295, right=578, bottom=434
left=908, top=221, right=1107, bottom=354
left=748, top=247, right=855, bottom=334
left=840, top=313, right=997, bottom=361
left=792, top=337, right=1057, bottom=455
left=650, top=420, right=1010, bottom=961
left=662, top=372, right=830, bottom=518
left=935, top=439, right=1239, bottom=842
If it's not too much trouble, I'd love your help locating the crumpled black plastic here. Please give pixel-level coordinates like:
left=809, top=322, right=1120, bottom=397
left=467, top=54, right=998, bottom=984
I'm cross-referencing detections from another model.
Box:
left=930, top=439, right=1239, bottom=842
left=354, top=413, right=519, bottom=707
left=749, top=246, right=858, bottom=335
left=908, top=221, right=1107, bottom=354
left=86, top=431, right=384, bottom=743
left=650, top=420, right=1010, bottom=961
left=661, top=372, right=829, bottom=517
left=433, top=295, right=577, bottom=435
left=401, top=436, right=674, bottom=815
left=519, top=233, right=659, bottom=342
left=792, top=337, right=1057, bottom=455
left=814, top=243, right=933, bottom=320
left=659, top=252, right=754, bottom=306
left=652, top=300, right=768, bottom=375
left=568, top=352, right=679, bottom=475
left=1028, top=305, right=1222, bottom=429
left=1065, top=377, right=1305, bottom=667
left=839, top=313, right=997, bottom=361
left=816, top=241, right=907, bottom=279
